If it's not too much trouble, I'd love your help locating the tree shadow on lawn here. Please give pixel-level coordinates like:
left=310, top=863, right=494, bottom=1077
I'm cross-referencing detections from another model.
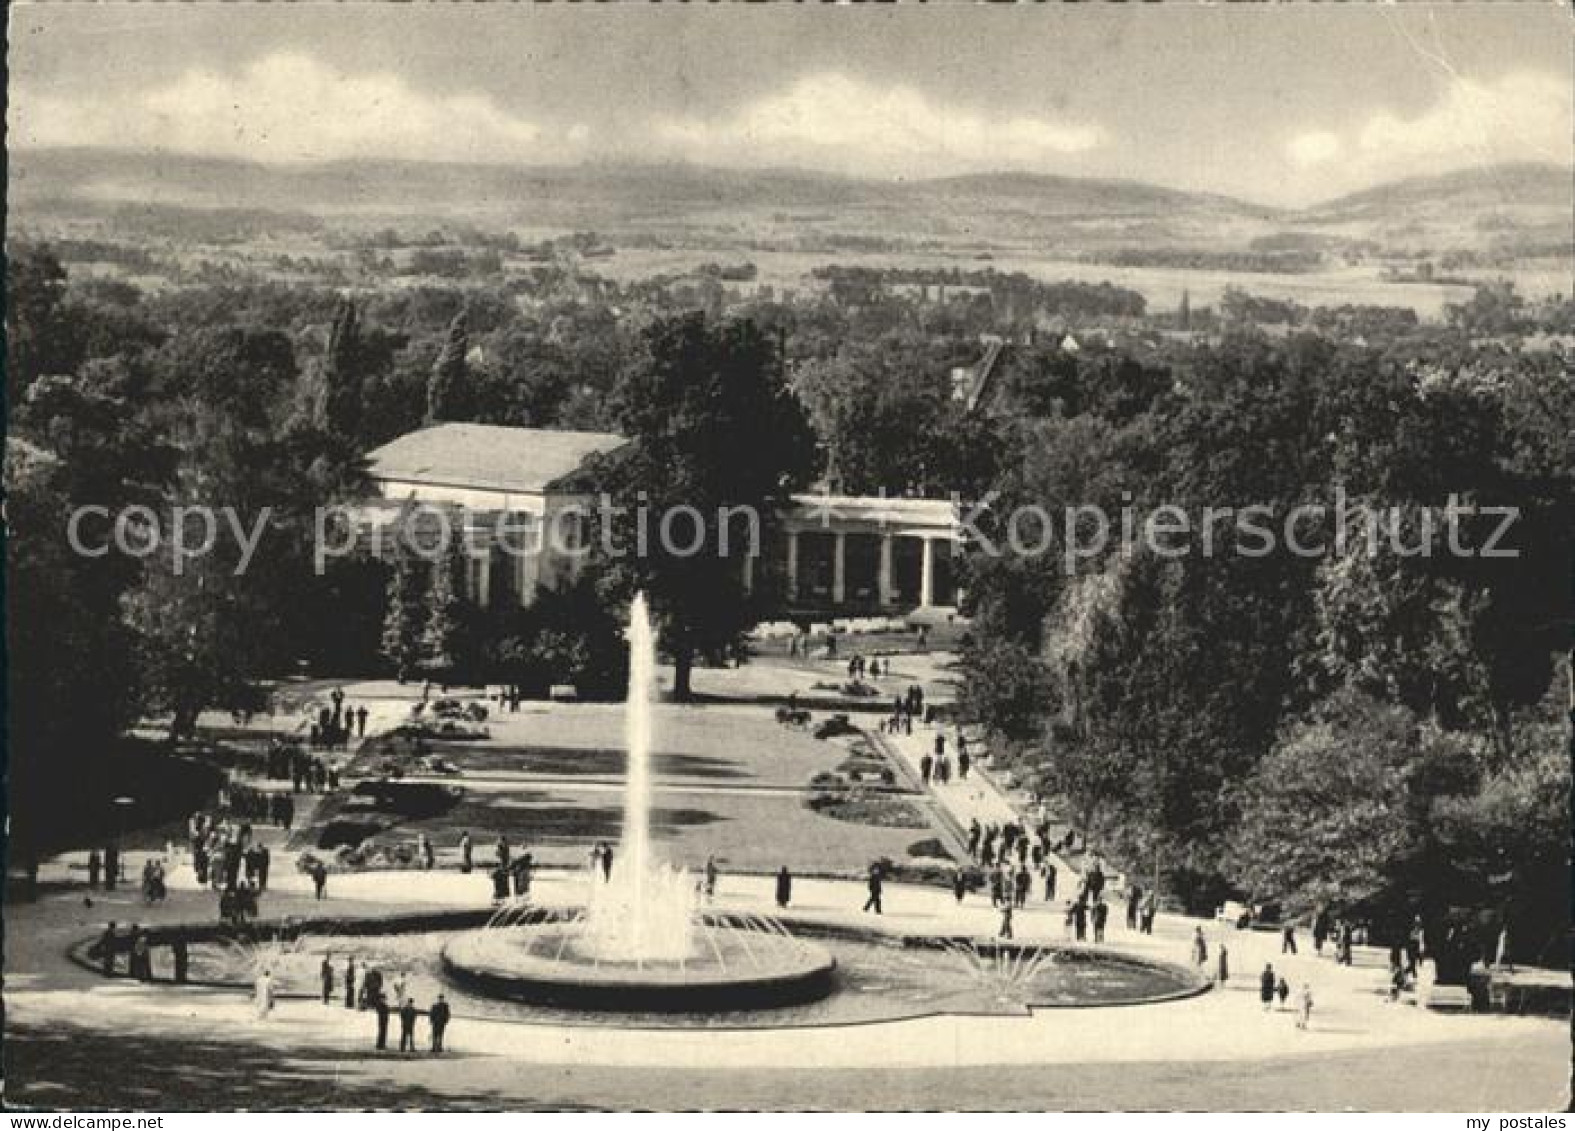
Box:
left=348, top=740, right=752, bottom=782
left=314, top=791, right=727, bottom=851
left=4, top=1022, right=567, bottom=1111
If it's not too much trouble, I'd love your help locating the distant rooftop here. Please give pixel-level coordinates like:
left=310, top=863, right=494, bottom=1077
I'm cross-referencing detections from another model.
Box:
left=366, top=423, right=627, bottom=495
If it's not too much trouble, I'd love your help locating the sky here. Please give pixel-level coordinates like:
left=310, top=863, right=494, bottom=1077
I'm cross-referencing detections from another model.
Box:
left=8, top=3, right=1572, bottom=205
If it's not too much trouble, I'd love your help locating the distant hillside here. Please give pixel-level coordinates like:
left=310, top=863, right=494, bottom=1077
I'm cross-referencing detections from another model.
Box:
left=7, top=147, right=1570, bottom=260
left=1308, top=162, right=1573, bottom=221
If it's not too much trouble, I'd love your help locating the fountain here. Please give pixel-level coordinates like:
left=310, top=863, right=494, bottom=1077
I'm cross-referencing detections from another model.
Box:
left=441, top=593, right=837, bottom=1011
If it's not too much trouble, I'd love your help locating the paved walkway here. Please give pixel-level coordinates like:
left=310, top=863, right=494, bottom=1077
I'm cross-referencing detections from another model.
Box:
left=6, top=866, right=1564, bottom=1079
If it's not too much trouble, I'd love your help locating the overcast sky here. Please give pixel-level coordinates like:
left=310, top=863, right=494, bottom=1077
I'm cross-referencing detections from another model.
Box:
left=9, top=3, right=1571, bottom=205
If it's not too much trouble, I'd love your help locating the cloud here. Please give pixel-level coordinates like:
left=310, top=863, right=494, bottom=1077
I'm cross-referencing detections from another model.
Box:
left=15, top=52, right=553, bottom=164
left=1284, top=70, right=1572, bottom=188
left=654, top=72, right=1105, bottom=176
left=1287, top=131, right=1343, bottom=169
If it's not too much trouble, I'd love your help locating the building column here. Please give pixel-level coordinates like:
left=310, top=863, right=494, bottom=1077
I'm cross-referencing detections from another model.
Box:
left=878, top=534, right=895, bottom=606
left=785, top=530, right=799, bottom=601
left=919, top=537, right=935, bottom=608
left=831, top=531, right=847, bottom=604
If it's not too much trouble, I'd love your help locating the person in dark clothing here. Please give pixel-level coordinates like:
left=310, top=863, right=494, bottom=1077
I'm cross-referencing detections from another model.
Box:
left=429, top=994, right=451, bottom=1052
left=1126, top=886, right=1143, bottom=930
left=311, top=860, right=328, bottom=900
left=1282, top=923, right=1298, bottom=955
left=919, top=754, right=933, bottom=785
left=967, top=820, right=981, bottom=859
left=862, top=864, right=883, bottom=914
left=1260, top=964, right=1277, bottom=1010
left=1043, top=863, right=1058, bottom=902
left=373, top=993, right=391, bottom=1050
left=1091, top=898, right=1109, bottom=942
left=989, top=867, right=1005, bottom=908
left=1073, top=900, right=1088, bottom=942
left=88, top=849, right=102, bottom=890
left=356, top=705, right=368, bottom=737
left=344, top=958, right=357, bottom=1009
left=998, top=903, right=1014, bottom=939
left=172, top=936, right=190, bottom=984
left=321, top=955, right=335, bottom=1004
left=98, top=922, right=118, bottom=975
left=775, top=866, right=792, bottom=909
left=256, top=844, right=271, bottom=891
left=398, top=998, right=418, bottom=1053
left=957, top=750, right=971, bottom=780
left=952, top=869, right=968, bottom=904
left=1013, top=865, right=1031, bottom=909
left=600, top=844, right=614, bottom=882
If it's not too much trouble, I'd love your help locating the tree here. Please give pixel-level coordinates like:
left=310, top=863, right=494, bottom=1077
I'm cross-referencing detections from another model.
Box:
left=419, top=544, right=467, bottom=681
left=381, top=551, right=425, bottom=683
left=592, top=312, right=818, bottom=699
left=426, top=312, right=471, bottom=423
left=321, top=297, right=365, bottom=438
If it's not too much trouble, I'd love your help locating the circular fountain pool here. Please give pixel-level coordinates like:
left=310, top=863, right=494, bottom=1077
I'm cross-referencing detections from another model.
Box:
left=442, top=917, right=837, bottom=1011
left=167, top=912, right=1207, bottom=1029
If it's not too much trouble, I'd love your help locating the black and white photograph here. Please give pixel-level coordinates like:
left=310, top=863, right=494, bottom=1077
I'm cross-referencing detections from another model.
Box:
left=2, top=1, right=1571, bottom=1113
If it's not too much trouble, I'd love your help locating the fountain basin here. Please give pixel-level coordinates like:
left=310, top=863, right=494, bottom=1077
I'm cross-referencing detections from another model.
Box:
left=441, top=923, right=838, bottom=1012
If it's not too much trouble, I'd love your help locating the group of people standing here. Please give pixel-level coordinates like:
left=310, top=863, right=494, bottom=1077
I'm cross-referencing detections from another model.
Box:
left=878, top=684, right=929, bottom=736
left=320, top=955, right=453, bottom=1054
left=307, top=688, right=366, bottom=751
left=918, top=730, right=970, bottom=786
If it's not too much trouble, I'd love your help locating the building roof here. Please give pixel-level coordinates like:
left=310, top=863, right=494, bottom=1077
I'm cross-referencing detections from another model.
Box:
left=366, top=423, right=627, bottom=495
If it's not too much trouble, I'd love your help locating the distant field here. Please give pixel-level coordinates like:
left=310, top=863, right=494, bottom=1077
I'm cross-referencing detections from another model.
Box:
left=586, top=246, right=1570, bottom=318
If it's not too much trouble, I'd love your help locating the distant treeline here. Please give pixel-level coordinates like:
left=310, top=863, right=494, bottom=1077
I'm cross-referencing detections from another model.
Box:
left=810, top=265, right=1147, bottom=318
left=1080, top=247, right=1325, bottom=274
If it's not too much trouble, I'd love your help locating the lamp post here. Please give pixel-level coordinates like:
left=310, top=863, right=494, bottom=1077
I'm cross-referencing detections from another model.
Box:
left=111, top=795, right=135, bottom=891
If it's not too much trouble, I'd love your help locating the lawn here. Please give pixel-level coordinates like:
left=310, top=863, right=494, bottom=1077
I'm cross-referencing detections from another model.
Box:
left=346, top=702, right=865, bottom=790
left=300, top=781, right=950, bottom=876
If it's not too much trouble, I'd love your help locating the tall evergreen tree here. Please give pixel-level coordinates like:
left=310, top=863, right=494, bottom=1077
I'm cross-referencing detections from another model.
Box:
left=419, top=544, right=466, bottom=680
left=426, top=312, right=470, bottom=423
left=381, top=552, right=425, bottom=683
left=321, top=297, right=364, bottom=438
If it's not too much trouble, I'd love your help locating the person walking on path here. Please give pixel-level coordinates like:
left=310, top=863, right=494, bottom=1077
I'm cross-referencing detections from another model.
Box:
left=1126, top=886, right=1142, bottom=930
left=1013, top=865, right=1031, bottom=909
left=1091, top=898, right=1109, bottom=942
left=254, top=969, right=276, bottom=1020
left=952, top=868, right=967, bottom=904
left=321, top=954, right=335, bottom=1005
left=1043, top=862, right=1057, bottom=903
left=1296, top=982, right=1314, bottom=1030
left=1259, top=964, right=1277, bottom=1011
left=98, top=922, right=118, bottom=975
left=1217, top=943, right=1229, bottom=985
left=1191, top=926, right=1209, bottom=968
left=429, top=994, right=451, bottom=1052
left=704, top=856, right=719, bottom=901
left=1276, top=974, right=1291, bottom=1009
left=862, top=863, right=884, bottom=915
left=1141, top=892, right=1157, bottom=934
left=399, top=998, right=418, bottom=1053
left=373, top=991, right=391, bottom=1050
left=344, top=957, right=357, bottom=1010
left=1282, top=922, right=1298, bottom=955
left=775, top=866, right=792, bottom=909
left=998, top=902, right=1014, bottom=940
